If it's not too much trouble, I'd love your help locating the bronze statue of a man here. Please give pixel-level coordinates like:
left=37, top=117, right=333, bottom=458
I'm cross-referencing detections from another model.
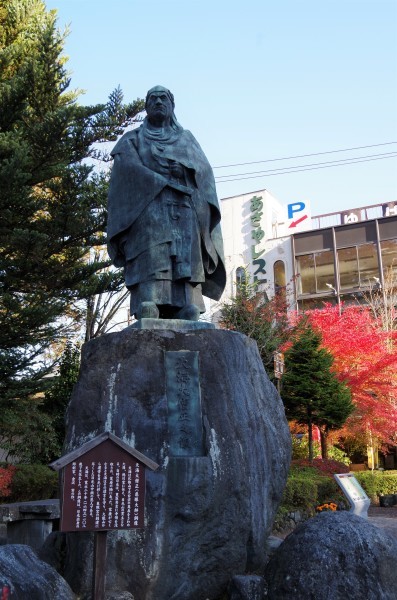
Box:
left=107, top=85, right=225, bottom=321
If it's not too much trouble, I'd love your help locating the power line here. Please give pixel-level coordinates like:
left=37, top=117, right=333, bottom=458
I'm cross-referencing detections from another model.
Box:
left=215, top=151, right=397, bottom=180
left=212, top=141, right=397, bottom=170
left=215, top=153, right=397, bottom=183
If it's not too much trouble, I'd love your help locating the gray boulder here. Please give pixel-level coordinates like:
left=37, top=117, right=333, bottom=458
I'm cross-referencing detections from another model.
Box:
left=265, top=511, right=397, bottom=600
left=229, top=574, right=266, bottom=599
left=0, top=544, right=74, bottom=599
left=53, top=326, right=291, bottom=599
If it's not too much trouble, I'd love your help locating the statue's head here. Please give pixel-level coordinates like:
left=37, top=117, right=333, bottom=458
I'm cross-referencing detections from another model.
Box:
left=145, top=86, right=182, bottom=132
left=145, top=85, right=175, bottom=110
left=145, top=86, right=176, bottom=127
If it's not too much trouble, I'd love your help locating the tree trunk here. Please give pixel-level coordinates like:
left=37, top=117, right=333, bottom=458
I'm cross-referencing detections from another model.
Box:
left=320, top=427, right=328, bottom=459
left=308, top=413, right=313, bottom=462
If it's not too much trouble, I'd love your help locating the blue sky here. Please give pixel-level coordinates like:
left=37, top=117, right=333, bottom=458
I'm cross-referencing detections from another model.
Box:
left=46, top=0, right=397, bottom=217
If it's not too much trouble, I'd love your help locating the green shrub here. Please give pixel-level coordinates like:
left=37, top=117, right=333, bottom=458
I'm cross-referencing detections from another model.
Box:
left=327, top=445, right=351, bottom=466
left=355, top=470, right=397, bottom=500
left=291, top=435, right=350, bottom=466
left=282, top=476, right=318, bottom=511
left=291, top=436, right=320, bottom=460
left=316, top=477, right=341, bottom=504
left=278, top=460, right=349, bottom=515
left=5, top=464, right=59, bottom=503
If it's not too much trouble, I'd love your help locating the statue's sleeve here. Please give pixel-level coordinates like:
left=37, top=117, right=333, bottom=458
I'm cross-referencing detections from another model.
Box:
left=107, top=135, right=171, bottom=267
left=180, top=132, right=226, bottom=299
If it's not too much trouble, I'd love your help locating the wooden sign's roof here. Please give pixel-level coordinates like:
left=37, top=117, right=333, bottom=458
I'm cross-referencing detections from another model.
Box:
left=49, top=431, right=159, bottom=472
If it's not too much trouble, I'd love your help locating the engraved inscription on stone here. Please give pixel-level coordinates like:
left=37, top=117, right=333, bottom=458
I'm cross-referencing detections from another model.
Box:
left=165, top=350, right=204, bottom=456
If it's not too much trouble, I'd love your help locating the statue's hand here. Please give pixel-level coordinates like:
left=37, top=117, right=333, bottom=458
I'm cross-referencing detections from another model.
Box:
left=169, top=160, right=184, bottom=179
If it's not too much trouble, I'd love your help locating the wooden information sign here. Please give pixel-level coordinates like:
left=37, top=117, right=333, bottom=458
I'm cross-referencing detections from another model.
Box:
left=50, top=432, right=159, bottom=599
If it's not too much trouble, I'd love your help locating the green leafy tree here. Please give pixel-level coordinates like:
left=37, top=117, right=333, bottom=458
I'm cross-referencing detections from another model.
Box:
left=0, top=0, right=144, bottom=460
left=281, top=326, right=353, bottom=461
left=219, top=273, right=291, bottom=381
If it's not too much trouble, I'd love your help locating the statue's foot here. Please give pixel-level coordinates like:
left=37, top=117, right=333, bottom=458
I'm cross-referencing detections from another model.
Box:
left=137, top=301, right=159, bottom=319
left=175, top=304, right=200, bottom=321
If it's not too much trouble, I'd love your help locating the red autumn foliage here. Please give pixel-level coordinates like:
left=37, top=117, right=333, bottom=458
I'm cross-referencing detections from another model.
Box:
left=302, top=303, right=397, bottom=445
left=292, top=458, right=350, bottom=477
left=0, top=465, right=16, bottom=497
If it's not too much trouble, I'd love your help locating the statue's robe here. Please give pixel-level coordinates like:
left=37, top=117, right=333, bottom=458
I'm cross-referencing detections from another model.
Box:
left=107, top=121, right=225, bottom=317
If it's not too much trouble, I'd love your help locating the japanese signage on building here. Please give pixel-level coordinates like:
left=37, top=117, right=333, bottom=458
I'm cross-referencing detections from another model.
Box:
left=249, top=195, right=267, bottom=286
left=50, top=432, right=159, bottom=533
left=340, top=209, right=362, bottom=224
left=382, top=202, right=397, bottom=217
left=286, top=200, right=311, bottom=231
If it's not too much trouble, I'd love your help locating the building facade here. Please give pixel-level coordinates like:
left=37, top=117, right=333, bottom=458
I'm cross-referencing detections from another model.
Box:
left=213, top=189, right=397, bottom=317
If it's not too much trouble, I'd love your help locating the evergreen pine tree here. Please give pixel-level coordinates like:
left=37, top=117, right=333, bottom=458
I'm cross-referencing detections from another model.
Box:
left=219, top=274, right=290, bottom=381
left=0, top=0, right=144, bottom=460
left=281, top=326, right=353, bottom=460
left=42, top=341, right=80, bottom=459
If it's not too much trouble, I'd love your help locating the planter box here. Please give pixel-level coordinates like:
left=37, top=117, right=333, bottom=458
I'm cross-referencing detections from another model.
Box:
left=379, top=494, right=396, bottom=507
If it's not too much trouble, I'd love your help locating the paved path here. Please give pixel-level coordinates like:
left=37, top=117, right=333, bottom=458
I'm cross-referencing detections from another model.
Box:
left=368, top=505, right=397, bottom=539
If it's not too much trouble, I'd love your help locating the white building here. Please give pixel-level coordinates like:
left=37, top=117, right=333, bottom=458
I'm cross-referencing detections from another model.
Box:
left=207, top=189, right=397, bottom=320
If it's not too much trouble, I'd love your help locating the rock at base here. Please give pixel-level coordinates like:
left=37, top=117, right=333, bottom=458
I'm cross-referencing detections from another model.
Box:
left=229, top=574, right=266, bottom=599
left=55, top=327, right=290, bottom=599
left=265, top=511, right=397, bottom=600
left=0, top=544, right=74, bottom=600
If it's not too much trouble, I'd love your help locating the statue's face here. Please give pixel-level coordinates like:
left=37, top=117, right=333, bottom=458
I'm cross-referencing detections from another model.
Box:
left=146, top=92, right=173, bottom=125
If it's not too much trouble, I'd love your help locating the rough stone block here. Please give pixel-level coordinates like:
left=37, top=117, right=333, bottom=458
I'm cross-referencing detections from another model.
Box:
left=48, top=327, right=290, bottom=599
left=265, top=511, right=397, bottom=599
left=0, top=544, right=74, bottom=599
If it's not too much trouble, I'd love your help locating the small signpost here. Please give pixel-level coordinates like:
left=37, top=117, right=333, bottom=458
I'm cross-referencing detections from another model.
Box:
left=334, top=473, right=371, bottom=518
left=274, top=352, right=284, bottom=393
left=50, top=432, right=159, bottom=599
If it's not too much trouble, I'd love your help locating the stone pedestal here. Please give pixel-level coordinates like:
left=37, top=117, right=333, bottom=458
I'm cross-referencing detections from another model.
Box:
left=57, top=325, right=291, bottom=599
left=0, top=500, right=59, bottom=551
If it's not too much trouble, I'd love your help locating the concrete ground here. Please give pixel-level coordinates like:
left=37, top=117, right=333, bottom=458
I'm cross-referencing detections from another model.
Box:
left=368, top=505, right=397, bottom=539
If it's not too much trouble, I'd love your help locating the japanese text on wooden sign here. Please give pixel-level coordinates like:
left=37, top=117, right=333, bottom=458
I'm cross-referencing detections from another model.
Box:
left=60, top=439, right=145, bottom=532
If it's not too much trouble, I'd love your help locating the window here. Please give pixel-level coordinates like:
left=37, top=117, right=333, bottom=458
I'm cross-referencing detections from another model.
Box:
left=298, top=297, right=339, bottom=311
left=296, top=254, right=315, bottom=294
left=357, top=243, right=379, bottom=284
left=274, top=260, right=286, bottom=294
left=337, top=243, right=379, bottom=290
left=380, top=239, right=397, bottom=275
left=337, top=247, right=359, bottom=289
left=314, top=251, right=336, bottom=292
left=296, top=251, right=335, bottom=295
left=235, top=266, right=246, bottom=289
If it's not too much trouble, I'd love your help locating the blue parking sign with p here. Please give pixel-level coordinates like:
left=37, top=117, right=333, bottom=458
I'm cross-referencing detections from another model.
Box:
left=287, top=202, right=306, bottom=219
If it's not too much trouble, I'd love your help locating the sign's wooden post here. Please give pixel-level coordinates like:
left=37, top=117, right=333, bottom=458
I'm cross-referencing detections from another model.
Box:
left=50, top=432, right=159, bottom=598
left=93, top=530, right=108, bottom=600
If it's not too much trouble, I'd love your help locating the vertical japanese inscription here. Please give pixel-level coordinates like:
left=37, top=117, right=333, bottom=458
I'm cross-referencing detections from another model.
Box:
left=60, top=440, right=145, bottom=532
left=165, top=351, right=204, bottom=456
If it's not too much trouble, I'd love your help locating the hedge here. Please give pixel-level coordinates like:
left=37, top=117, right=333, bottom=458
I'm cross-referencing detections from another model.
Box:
left=281, top=470, right=344, bottom=513
left=354, top=470, right=397, bottom=500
